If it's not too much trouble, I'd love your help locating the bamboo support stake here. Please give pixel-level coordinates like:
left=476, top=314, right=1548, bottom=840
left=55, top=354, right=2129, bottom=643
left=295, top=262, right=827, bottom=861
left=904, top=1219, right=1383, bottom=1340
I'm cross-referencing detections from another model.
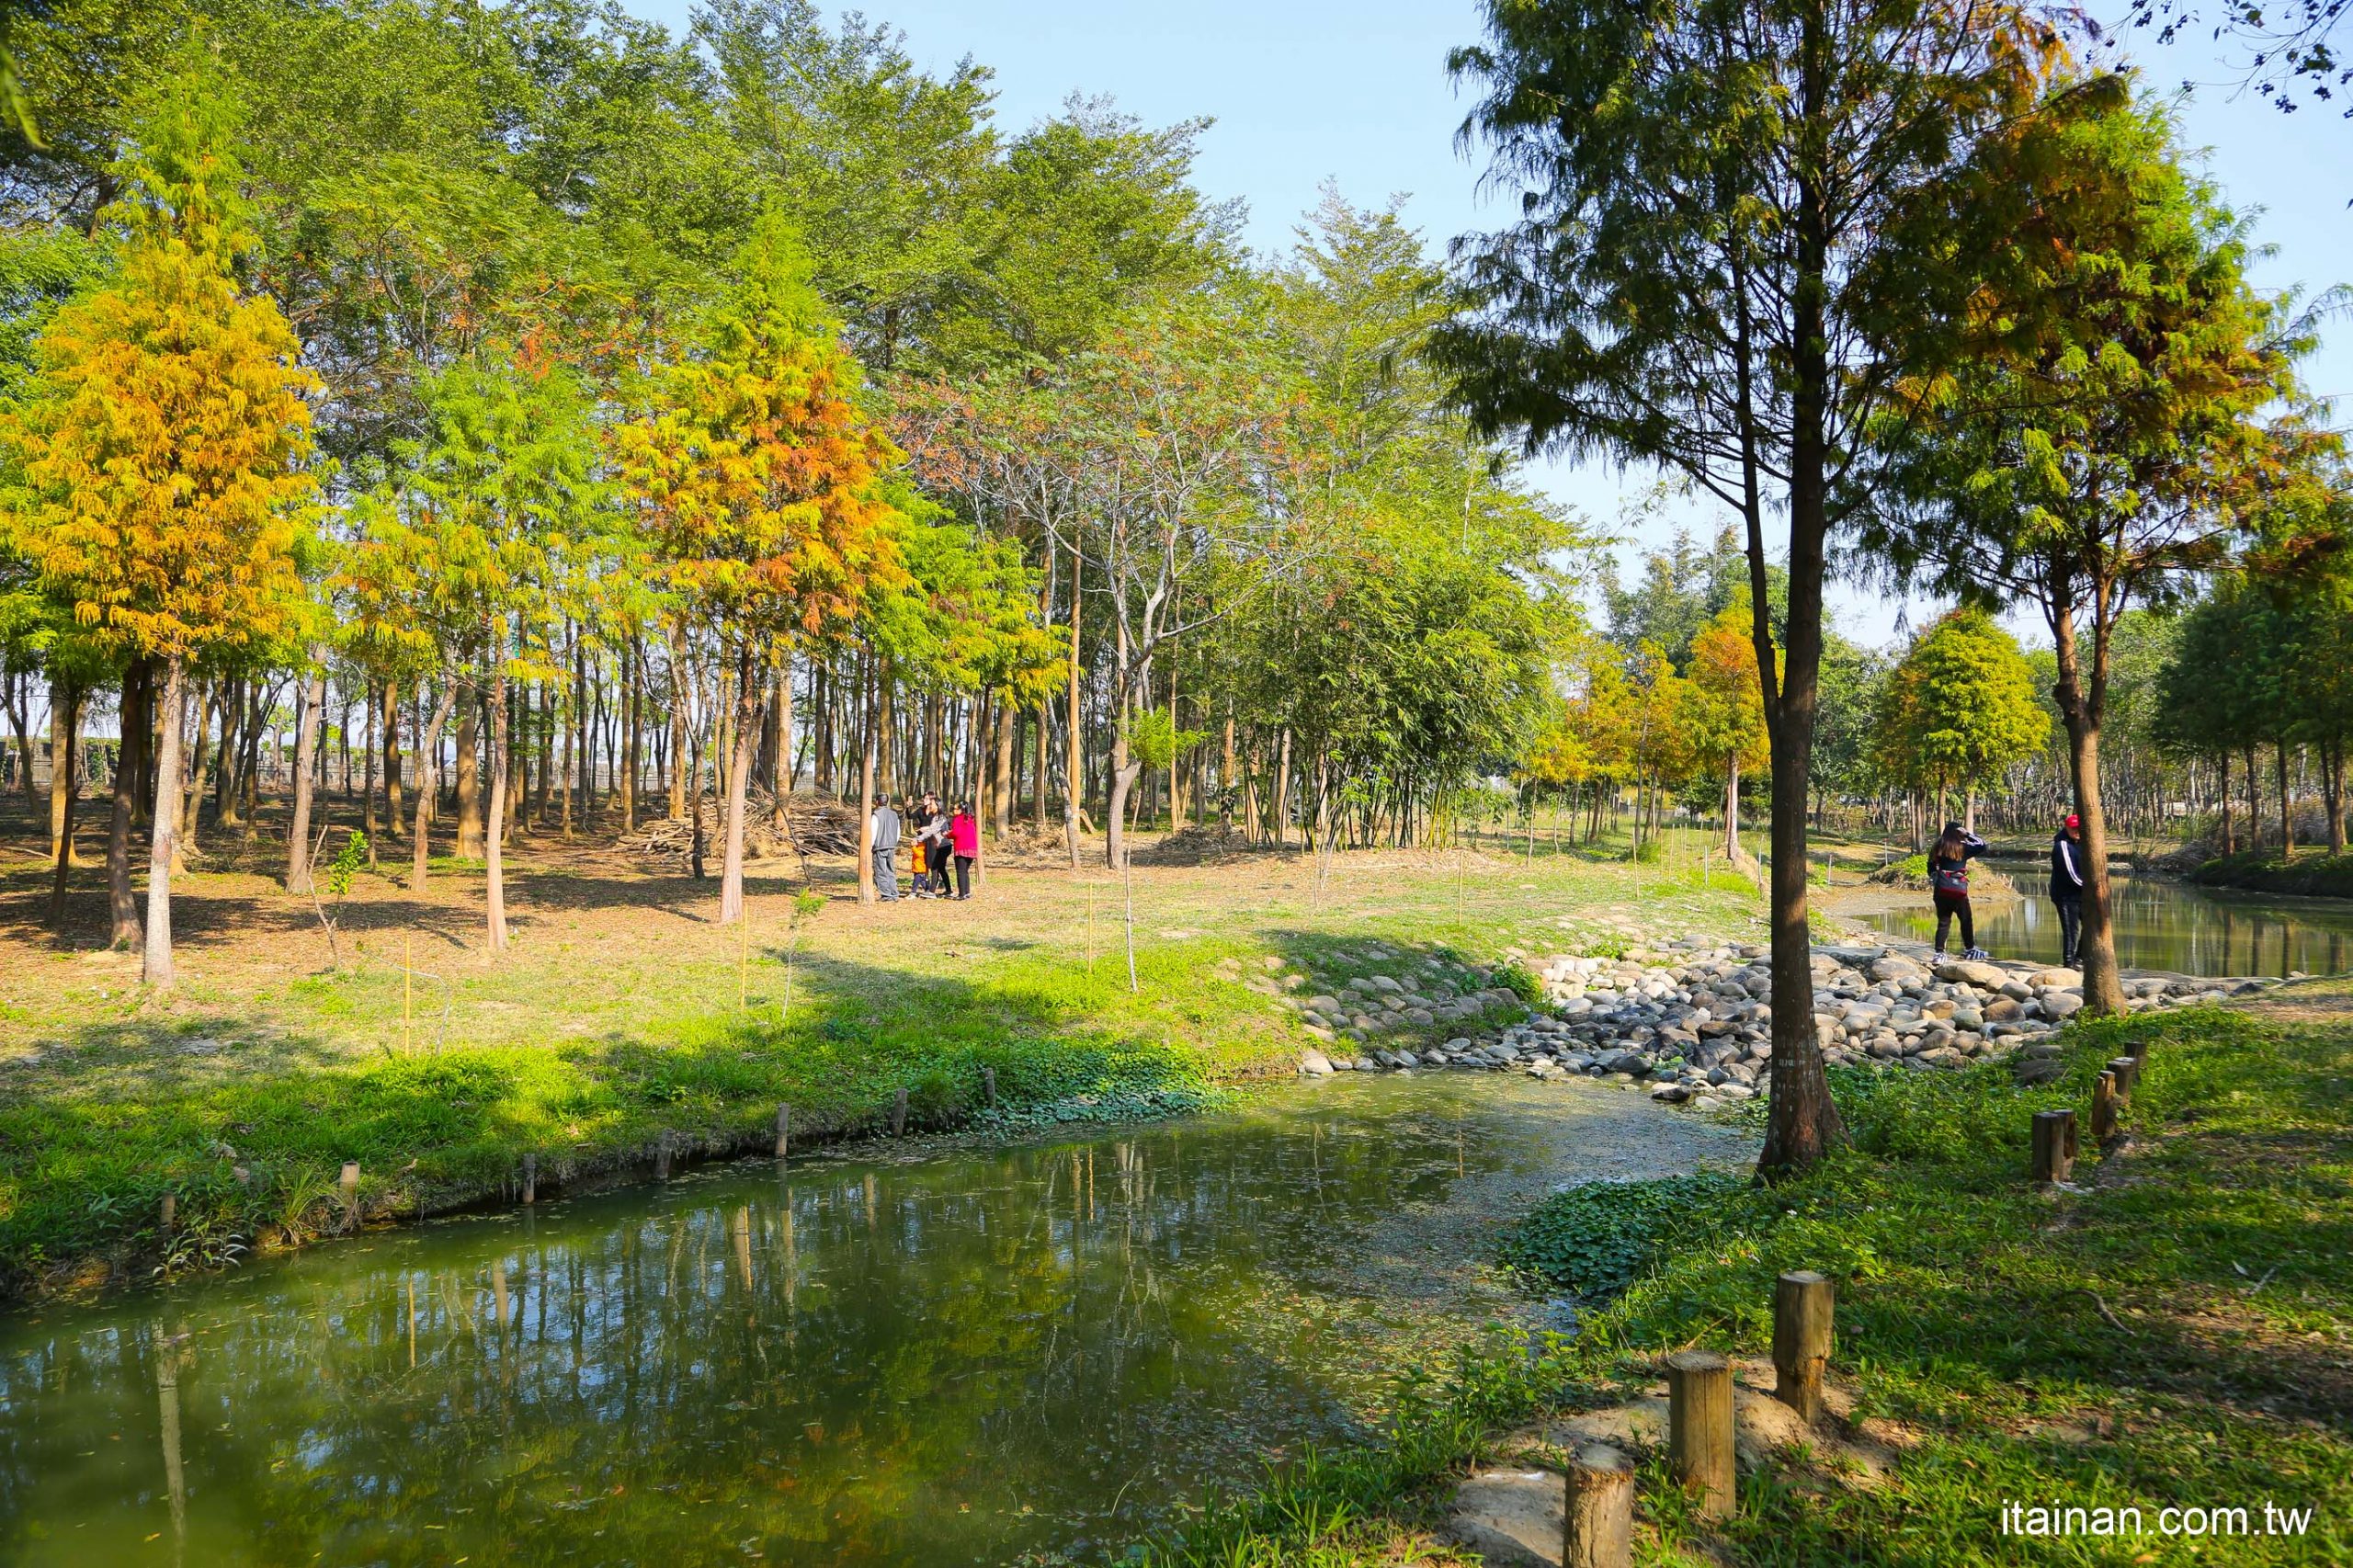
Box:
left=1666, top=1349, right=1735, bottom=1520
left=1561, top=1443, right=1634, bottom=1568
left=2030, top=1108, right=2077, bottom=1185
left=775, top=1104, right=790, bottom=1159
left=338, top=1162, right=360, bottom=1233
left=1771, top=1270, right=1835, bottom=1425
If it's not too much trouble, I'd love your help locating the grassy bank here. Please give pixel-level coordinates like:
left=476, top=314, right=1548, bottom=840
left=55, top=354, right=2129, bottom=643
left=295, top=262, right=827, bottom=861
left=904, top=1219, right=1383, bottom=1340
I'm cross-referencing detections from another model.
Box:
left=1139, top=982, right=2353, bottom=1565
left=2191, top=848, right=2353, bottom=901
left=0, top=826, right=1759, bottom=1297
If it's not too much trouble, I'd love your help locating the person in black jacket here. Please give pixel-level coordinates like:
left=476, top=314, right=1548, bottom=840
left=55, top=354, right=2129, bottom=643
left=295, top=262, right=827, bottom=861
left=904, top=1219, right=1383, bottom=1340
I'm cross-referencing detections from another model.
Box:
left=1927, top=821, right=1991, bottom=958
left=2050, top=812, right=2086, bottom=966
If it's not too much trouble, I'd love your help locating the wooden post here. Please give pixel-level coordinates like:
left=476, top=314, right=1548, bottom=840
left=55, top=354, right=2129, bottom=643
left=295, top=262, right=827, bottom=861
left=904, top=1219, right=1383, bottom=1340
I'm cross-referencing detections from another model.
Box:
left=521, top=1152, right=537, bottom=1206
left=338, top=1161, right=360, bottom=1233
left=654, top=1131, right=672, bottom=1180
left=774, top=1104, right=791, bottom=1159
left=1771, top=1270, right=1835, bottom=1425
left=891, top=1086, right=908, bottom=1137
left=2091, top=1071, right=2119, bottom=1145
left=1665, top=1349, right=1735, bottom=1520
left=2030, top=1108, right=2076, bottom=1184
left=2106, top=1055, right=2138, bottom=1102
left=1561, top=1443, right=1634, bottom=1568
left=983, top=1065, right=997, bottom=1108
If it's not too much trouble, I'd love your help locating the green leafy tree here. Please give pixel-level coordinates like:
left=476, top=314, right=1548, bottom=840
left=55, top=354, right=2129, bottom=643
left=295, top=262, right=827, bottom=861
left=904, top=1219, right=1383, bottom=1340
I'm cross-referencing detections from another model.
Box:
left=1860, top=82, right=2302, bottom=1014
left=1872, top=608, right=2048, bottom=831
left=1437, top=0, right=2058, bottom=1174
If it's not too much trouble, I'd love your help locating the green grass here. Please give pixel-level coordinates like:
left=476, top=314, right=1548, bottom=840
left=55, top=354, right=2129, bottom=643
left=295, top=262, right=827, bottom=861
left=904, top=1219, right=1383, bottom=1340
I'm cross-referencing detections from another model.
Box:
left=2191, top=848, right=2353, bottom=900
left=1135, top=988, right=2353, bottom=1565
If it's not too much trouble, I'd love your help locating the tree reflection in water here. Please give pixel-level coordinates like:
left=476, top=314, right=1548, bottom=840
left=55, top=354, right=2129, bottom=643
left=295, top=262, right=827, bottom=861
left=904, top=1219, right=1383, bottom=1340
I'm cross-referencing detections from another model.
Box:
left=0, top=1074, right=1739, bottom=1565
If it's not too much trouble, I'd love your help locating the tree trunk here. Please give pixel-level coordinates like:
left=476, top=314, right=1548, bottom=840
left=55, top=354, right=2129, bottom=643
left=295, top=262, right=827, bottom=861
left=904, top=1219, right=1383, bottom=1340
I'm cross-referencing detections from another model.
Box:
left=4, top=672, right=36, bottom=825
left=623, top=640, right=642, bottom=833
left=720, top=642, right=762, bottom=926
left=2276, top=741, right=2292, bottom=857
left=786, top=654, right=804, bottom=810
left=1754, top=97, right=1845, bottom=1179
left=666, top=626, right=689, bottom=822
left=484, top=634, right=510, bottom=952
left=1272, top=727, right=1292, bottom=848
left=2219, top=749, right=2234, bottom=856
left=108, top=659, right=152, bottom=948
left=2325, top=741, right=2345, bottom=857
left=47, top=680, right=78, bottom=869
left=286, top=659, right=326, bottom=893
left=531, top=678, right=551, bottom=826
left=379, top=681, right=403, bottom=839
left=992, top=696, right=1014, bottom=841
left=179, top=680, right=212, bottom=859
left=46, top=686, right=83, bottom=928
left=454, top=692, right=483, bottom=859
left=1064, top=541, right=1084, bottom=869
left=142, top=657, right=187, bottom=988
left=858, top=656, right=878, bottom=905
left=410, top=678, right=460, bottom=888
left=1722, top=754, right=1740, bottom=861
left=2052, top=607, right=2126, bottom=1016
left=362, top=685, right=380, bottom=865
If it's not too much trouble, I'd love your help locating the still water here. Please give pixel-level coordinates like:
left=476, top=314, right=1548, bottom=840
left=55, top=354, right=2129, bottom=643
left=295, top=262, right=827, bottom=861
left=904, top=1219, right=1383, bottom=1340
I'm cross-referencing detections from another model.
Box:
left=0, top=1074, right=1738, bottom=1566
left=1860, top=869, right=2353, bottom=977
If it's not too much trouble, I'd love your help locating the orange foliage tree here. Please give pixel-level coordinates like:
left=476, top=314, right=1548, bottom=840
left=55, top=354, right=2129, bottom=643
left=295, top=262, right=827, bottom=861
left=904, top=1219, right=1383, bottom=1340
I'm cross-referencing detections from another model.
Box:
left=611, top=212, right=906, bottom=923
left=0, top=74, right=315, bottom=987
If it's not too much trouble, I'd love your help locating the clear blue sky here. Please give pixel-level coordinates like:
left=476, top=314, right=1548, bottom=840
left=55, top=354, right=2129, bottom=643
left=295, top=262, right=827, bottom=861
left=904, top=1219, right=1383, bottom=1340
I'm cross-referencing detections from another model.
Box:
left=630, top=0, right=2353, bottom=647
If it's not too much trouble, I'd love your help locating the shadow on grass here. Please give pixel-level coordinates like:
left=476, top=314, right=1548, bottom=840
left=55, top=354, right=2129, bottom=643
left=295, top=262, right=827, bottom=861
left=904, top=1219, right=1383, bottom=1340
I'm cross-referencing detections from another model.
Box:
left=0, top=938, right=1239, bottom=1293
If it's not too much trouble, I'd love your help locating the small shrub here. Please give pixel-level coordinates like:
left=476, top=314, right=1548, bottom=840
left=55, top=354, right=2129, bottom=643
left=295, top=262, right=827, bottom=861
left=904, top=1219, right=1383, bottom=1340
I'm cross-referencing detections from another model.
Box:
left=1491, top=960, right=1544, bottom=1006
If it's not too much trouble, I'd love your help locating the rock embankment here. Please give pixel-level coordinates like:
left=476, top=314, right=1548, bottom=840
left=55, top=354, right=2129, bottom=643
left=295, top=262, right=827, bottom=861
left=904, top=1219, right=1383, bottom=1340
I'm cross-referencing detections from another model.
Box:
left=1272, top=936, right=2284, bottom=1112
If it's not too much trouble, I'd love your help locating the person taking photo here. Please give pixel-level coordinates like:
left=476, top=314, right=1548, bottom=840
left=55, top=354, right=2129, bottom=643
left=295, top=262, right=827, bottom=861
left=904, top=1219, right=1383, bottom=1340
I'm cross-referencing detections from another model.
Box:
left=1927, top=820, right=1990, bottom=960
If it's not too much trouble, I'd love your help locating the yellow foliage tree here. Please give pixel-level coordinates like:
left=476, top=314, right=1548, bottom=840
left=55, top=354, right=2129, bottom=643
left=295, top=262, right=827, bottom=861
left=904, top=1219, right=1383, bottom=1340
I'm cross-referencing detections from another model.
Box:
left=0, top=74, right=316, bottom=986
left=1686, top=601, right=1772, bottom=859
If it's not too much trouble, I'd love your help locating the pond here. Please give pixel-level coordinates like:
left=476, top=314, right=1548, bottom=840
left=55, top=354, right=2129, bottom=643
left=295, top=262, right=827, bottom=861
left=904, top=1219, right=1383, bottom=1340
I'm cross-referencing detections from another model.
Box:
left=1858, top=869, right=2353, bottom=978
left=0, top=1074, right=1742, bottom=1566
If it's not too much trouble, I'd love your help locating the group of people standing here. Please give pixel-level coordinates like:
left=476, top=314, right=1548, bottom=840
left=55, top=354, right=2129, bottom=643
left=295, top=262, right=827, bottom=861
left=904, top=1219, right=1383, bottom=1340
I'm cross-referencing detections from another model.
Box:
left=865, top=792, right=981, bottom=902
left=1923, top=812, right=2088, bottom=968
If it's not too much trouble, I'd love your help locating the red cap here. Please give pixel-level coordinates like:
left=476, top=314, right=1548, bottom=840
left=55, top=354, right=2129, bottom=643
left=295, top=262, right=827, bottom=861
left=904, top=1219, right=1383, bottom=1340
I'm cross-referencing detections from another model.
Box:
left=2064, top=814, right=2080, bottom=829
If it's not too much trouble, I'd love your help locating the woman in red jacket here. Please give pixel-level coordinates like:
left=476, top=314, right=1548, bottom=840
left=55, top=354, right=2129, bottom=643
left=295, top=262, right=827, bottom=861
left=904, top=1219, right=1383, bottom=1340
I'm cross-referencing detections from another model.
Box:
left=949, top=802, right=980, bottom=901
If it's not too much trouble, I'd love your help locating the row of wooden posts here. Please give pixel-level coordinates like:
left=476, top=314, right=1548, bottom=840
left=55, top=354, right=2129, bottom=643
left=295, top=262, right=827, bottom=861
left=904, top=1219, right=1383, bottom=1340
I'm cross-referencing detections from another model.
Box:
left=2030, top=1051, right=2143, bottom=1185
left=160, top=1066, right=1005, bottom=1241
left=1565, top=1044, right=2149, bottom=1564
left=1563, top=1269, right=1835, bottom=1567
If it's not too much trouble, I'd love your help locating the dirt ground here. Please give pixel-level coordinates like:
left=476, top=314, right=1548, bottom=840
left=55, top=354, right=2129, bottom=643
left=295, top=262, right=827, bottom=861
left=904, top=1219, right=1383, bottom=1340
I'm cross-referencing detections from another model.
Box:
left=0, top=789, right=1751, bottom=1067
